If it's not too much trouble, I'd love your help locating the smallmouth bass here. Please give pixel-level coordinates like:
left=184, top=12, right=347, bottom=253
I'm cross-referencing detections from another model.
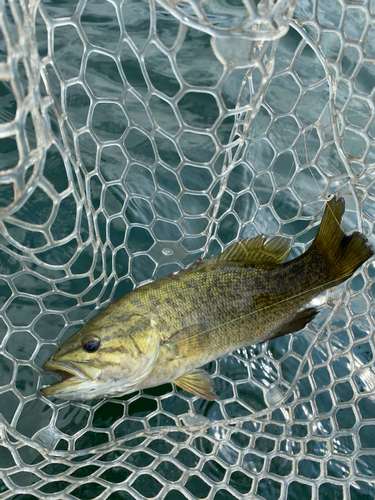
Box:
left=41, top=197, right=373, bottom=400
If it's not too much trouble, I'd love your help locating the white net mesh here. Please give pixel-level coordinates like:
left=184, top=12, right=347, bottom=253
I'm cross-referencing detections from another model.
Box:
left=1, top=0, right=375, bottom=498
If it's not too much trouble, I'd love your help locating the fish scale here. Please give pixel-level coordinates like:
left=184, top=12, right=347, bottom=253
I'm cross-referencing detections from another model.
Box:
left=41, top=197, right=373, bottom=401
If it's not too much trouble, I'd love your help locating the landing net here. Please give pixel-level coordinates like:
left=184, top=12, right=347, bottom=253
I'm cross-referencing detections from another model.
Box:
left=0, top=0, right=374, bottom=498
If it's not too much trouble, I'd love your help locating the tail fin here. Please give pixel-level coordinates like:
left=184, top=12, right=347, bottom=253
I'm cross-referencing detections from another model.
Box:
left=310, top=196, right=373, bottom=284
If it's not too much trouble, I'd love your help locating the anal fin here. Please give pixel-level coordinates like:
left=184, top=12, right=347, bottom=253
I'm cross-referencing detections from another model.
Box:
left=264, top=307, right=319, bottom=342
left=174, top=369, right=218, bottom=401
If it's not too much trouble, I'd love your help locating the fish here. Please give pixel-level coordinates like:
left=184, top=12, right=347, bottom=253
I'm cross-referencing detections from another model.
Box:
left=40, top=196, right=373, bottom=401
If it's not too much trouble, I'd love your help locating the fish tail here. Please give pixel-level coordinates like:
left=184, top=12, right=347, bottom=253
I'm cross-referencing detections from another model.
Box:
left=310, top=196, right=373, bottom=284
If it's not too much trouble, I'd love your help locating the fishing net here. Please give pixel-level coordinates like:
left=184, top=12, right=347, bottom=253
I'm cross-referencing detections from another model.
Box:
left=0, top=0, right=375, bottom=498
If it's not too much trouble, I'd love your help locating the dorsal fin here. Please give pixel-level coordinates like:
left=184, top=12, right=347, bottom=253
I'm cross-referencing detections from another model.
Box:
left=173, top=256, right=213, bottom=276
left=173, top=235, right=291, bottom=277
left=215, top=235, right=291, bottom=264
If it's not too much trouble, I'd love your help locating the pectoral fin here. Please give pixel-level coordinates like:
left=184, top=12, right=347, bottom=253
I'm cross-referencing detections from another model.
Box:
left=162, top=324, right=207, bottom=348
left=264, top=307, right=319, bottom=342
left=174, top=369, right=218, bottom=400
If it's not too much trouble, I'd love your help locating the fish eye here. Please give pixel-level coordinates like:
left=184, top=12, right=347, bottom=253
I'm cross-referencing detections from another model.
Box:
left=82, top=336, right=101, bottom=353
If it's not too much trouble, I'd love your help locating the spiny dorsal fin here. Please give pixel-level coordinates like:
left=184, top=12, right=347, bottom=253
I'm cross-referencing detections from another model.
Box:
left=174, top=369, right=218, bottom=401
left=173, top=256, right=213, bottom=276
left=215, top=235, right=291, bottom=264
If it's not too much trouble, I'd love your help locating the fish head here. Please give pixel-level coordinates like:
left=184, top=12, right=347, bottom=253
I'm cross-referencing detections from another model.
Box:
left=40, top=313, right=160, bottom=400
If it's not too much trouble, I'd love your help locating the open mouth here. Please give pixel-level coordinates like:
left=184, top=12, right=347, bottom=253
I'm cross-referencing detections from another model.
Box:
left=45, top=369, right=80, bottom=387
left=41, top=361, right=90, bottom=394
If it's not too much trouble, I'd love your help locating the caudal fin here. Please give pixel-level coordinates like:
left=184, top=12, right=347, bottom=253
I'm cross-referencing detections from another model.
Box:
left=310, top=196, right=373, bottom=284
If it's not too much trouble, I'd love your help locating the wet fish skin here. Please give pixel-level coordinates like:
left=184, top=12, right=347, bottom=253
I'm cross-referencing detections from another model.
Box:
left=40, top=197, right=373, bottom=400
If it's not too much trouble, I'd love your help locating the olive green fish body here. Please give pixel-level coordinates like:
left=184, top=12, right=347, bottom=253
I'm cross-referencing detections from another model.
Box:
left=135, top=254, right=333, bottom=390
left=41, top=197, right=373, bottom=400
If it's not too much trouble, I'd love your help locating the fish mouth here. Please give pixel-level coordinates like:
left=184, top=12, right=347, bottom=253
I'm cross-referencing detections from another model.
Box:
left=43, top=360, right=90, bottom=379
left=40, top=360, right=99, bottom=397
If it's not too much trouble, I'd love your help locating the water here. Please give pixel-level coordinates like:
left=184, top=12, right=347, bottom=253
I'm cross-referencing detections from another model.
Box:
left=1, top=0, right=375, bottom=498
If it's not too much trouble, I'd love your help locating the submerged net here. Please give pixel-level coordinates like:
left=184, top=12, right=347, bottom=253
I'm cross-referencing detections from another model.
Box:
left=0, top=0, right=375, bottom=498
